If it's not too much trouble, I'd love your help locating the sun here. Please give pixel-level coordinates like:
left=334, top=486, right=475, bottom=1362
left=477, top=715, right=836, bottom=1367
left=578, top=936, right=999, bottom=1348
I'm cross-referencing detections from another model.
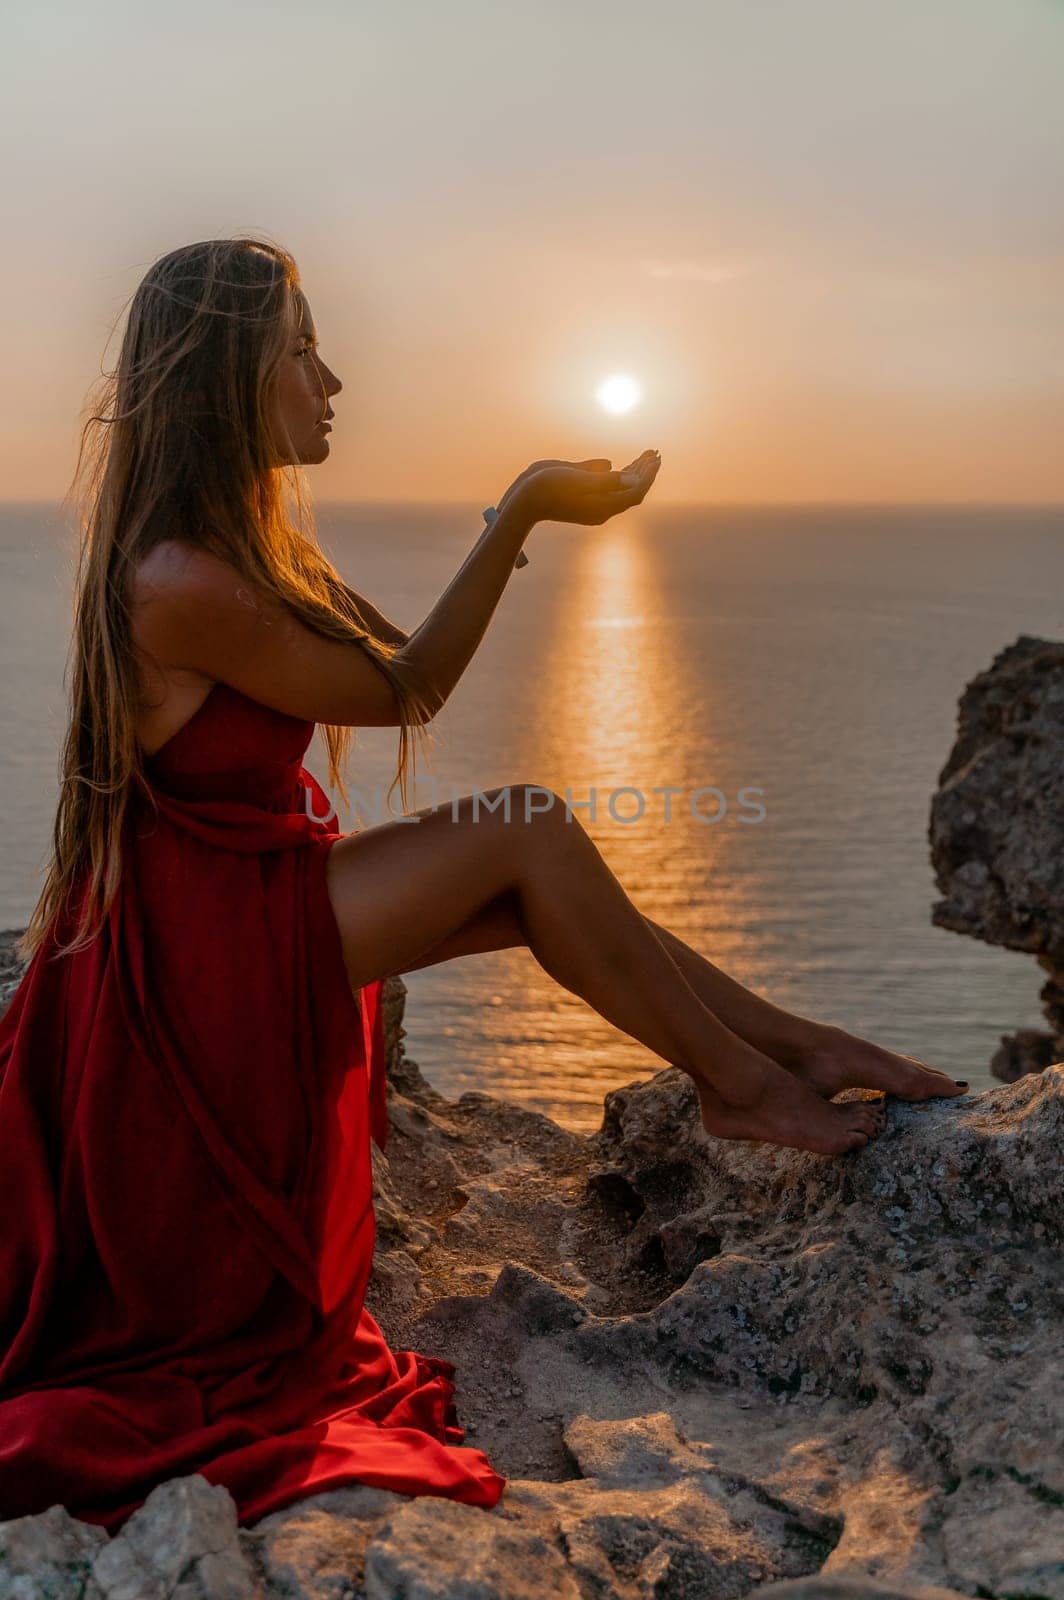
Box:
left=595, top=373, right=642, bottom=415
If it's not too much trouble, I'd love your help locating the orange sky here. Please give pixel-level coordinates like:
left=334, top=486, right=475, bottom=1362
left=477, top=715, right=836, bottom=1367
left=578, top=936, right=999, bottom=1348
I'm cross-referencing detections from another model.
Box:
left=3, top=0, right=1062, bottom=506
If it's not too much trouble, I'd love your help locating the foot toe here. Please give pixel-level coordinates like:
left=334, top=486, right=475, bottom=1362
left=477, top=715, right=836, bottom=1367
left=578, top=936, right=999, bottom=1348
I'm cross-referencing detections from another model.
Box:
left=905, top=1058, right=967, bottom=1098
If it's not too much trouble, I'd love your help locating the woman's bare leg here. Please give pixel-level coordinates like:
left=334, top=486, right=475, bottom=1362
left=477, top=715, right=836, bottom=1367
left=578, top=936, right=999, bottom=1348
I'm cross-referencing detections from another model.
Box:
left=396, top=893, right=967, bottom=1102
left=326, top=787, right=884, bottom=1154
left=641, top=916, right=969, bottom=1102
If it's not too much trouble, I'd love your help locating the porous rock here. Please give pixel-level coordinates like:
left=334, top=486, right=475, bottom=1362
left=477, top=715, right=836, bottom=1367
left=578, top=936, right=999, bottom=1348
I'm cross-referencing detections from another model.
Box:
left=930, top=633, right=1064, bottom=1080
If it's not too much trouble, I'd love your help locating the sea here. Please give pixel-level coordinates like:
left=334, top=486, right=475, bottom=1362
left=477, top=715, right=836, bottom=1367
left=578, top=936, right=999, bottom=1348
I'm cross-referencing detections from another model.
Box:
left=3, top=500, right=1062, bottom=1132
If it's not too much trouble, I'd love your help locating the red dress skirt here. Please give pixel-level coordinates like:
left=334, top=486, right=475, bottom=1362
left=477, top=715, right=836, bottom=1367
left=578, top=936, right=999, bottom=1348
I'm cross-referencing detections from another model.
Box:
left=0, top=680, right=507, bottom=1531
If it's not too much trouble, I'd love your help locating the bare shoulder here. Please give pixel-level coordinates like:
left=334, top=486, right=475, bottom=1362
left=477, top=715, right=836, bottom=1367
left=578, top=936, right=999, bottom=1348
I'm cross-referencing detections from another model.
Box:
left=133, top=539, right=245, bottom=607
left=131, top=538, right=407, bottom=729
left=131, top=540, right=275, bottom=670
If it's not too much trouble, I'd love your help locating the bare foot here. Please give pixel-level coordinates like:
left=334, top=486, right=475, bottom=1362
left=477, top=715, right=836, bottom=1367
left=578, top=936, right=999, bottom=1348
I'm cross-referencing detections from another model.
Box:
left=784, top=1023, right=969, bottom=1103
left=693, top=1055, right=886, bottom=1156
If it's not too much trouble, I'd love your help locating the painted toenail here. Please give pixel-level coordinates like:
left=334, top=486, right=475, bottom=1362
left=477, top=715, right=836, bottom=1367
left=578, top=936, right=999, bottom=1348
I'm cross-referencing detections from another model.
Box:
left=955, top=1080, right=968, bottom=1088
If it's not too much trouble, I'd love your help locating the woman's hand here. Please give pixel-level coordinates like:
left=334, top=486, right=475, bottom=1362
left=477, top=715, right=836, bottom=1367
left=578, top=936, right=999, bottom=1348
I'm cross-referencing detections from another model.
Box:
left=497, top=450, right=661, bottom=526
left=495, top=456, right=610, bottom=520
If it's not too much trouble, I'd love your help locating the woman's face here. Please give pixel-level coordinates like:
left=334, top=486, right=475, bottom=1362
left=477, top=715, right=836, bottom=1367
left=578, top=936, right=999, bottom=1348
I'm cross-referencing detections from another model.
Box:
left=266, top=289, right=342, bottom=466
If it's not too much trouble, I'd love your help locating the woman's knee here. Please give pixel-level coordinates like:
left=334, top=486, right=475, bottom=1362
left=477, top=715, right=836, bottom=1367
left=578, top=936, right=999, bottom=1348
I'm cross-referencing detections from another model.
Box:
left=474, top=783, right=585, bottom=837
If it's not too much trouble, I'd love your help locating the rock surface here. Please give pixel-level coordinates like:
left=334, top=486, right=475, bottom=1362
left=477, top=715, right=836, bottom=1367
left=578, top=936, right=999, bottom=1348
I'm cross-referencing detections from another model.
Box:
left=2, top=942, right=1062, bottom=1599
left=930, top=633, right=1064, bottom=1081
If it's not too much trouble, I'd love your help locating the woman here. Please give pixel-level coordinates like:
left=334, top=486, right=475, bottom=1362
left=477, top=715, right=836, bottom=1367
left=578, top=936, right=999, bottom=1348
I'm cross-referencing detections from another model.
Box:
left=0, top=236, right=965, bottom=1534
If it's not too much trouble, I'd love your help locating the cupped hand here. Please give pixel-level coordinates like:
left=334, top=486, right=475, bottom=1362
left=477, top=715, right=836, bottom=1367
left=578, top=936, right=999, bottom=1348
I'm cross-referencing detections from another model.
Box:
left=497, top=451, right=661, bottom=525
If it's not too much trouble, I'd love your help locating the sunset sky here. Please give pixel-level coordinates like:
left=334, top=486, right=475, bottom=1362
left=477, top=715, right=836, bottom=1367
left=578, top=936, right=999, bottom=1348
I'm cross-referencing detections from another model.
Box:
left=3, top=0, right=1062, bottom=506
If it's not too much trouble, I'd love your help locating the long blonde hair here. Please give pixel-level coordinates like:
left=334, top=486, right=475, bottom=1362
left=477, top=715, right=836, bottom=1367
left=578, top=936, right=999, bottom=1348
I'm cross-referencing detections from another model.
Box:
left=17, top=235, right=438, bottom=967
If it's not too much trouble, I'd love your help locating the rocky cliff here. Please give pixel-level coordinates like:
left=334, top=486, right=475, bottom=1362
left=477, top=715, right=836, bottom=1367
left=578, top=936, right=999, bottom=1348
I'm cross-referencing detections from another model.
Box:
left=930, top=633, right=1064, bottom=1082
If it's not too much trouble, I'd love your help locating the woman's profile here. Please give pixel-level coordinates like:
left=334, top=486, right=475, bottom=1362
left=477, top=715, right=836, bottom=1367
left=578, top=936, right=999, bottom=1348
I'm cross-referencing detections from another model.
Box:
left=0, top=235, right=967, bottom=1533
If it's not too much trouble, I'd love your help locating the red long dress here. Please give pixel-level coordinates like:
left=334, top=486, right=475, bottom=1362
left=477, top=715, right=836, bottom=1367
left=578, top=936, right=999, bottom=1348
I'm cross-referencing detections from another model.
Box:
left=0, top=679, right=507, bottom=1532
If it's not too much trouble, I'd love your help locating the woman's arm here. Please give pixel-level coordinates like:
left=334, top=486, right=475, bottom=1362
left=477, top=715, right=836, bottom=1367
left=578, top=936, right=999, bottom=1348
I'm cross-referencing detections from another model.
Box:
left=343, top=585, right=409, bottom=648
left=136, top=543, right=410, bottom=727
left=394, top=498, right=536, bottom=714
